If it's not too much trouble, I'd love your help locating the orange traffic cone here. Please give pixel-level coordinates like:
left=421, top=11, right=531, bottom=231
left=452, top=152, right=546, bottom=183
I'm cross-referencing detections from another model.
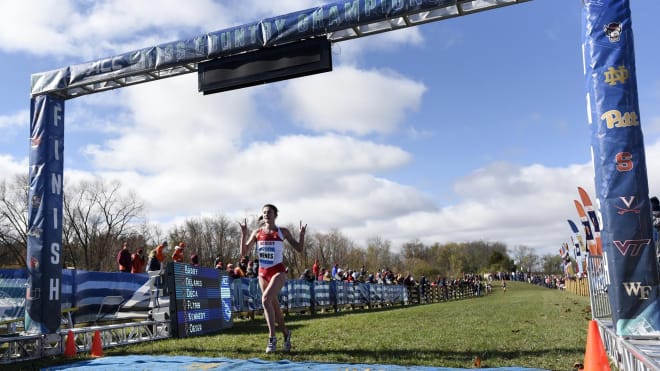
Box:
left=90, top=330, right=103, bottom=357
left=64, top=330, right=77, bottom=357
left=582, top=320, right=610, bottom=371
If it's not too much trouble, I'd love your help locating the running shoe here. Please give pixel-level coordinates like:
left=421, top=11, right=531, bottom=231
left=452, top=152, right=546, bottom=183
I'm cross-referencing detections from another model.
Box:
left=283, top=330, right=292, bottom=352
left=266, top=336, right=277, bottom=353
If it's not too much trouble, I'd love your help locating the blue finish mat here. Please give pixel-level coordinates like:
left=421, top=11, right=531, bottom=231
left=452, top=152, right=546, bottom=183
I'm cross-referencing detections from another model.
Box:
left=41, top=355, right=550, bottom=370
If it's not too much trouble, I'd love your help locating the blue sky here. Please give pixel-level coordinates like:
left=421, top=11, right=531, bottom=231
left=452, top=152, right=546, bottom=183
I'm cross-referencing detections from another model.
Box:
left=1, top=0, right=659, bottom=258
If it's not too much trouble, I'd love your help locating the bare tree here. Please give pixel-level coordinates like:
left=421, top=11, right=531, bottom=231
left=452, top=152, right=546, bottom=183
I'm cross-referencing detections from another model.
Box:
left=511, top=245, right=540, bottom=274
left=0, top=174, right=29, bottom=267
left=168, top=214, right=241, bottom=267
left=62, top=178, right=145, bottom=271
left=365, top=236, right=393, bottom=273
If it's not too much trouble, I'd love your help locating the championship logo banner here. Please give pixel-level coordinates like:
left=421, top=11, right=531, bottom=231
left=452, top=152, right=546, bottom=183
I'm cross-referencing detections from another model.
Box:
left=582, top=0, right=660, bottom=336
left=26, top=95, right=64, bottom=334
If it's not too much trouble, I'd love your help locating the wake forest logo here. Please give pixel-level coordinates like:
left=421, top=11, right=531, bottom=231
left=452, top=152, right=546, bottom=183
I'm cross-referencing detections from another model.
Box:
left=604, top=66, right=629, bottom=86
left=604, top=22, right=622, bottom=43
left=623, top=282, right=653, bottom=300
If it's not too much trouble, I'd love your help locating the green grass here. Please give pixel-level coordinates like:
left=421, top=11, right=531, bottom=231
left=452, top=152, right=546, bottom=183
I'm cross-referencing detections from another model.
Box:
left=11, top=282, right=593, bottom=370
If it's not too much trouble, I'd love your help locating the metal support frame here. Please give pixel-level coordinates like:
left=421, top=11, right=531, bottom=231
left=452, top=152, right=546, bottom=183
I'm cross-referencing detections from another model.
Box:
left=597, top=319, right=660, bottom=371
left=586, top=256, right=660, bottom=370
left=0, top=320, right=169, bottom=365
left=31, top=0, right=531, bottom=100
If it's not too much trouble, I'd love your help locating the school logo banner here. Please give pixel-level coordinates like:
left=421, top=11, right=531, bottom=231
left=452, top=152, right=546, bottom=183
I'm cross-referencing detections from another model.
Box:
left=582, top=0, right=660, bottom=336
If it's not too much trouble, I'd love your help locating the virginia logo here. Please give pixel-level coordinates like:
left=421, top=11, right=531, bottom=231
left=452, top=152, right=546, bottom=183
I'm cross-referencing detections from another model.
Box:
left=615, top=196, right=641, bottom=215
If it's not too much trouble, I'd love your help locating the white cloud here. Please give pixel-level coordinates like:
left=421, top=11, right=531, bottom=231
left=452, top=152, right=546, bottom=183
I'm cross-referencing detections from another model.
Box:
left=281, top=65, right=426, bottom=135
left=340, top=160, right=597, bottom=256
left=332, top=27, right=425, bottom=64
left=0, top=155, right=27, bottom=180
left=0, top=110, right=28, bottom=129
left=0, top=0, right=230, bottom=58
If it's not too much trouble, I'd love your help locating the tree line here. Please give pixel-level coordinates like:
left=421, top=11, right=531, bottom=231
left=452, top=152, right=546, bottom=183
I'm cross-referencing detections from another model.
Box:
left=0, top=174, right=565, bottom=277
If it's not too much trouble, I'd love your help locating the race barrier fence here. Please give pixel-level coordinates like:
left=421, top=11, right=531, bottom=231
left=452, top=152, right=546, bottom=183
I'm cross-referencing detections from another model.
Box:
left=1, top=269, right=486, bottom=333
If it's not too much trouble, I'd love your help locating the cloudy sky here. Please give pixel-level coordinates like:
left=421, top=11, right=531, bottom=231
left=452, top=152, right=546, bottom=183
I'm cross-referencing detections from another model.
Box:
left=1, top=0, right=659, bottom=258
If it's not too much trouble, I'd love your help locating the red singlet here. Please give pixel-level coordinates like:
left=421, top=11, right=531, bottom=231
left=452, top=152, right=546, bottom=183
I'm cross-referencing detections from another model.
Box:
left=257, top=228, right=286, bottom=282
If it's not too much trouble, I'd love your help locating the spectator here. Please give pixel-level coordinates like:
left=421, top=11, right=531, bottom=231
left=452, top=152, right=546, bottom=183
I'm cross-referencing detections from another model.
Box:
left=131, top=248, right=146, bottom=273
left=246, top=260, right=257, bottom=278
left=172, top=242, right=185, bottom=263
left=116, top=241, right=132, bottom=273
left=147, top=241, right=168, bottom=272
left=190, top=254, right=199, bottom=267
left=239, top=256, right=249, bottom=273
left=300, top=268, right=314, bottom=282
left=312, top=260, right=319, bottom=278
left=403, top=273, right=415, bottom=286
left=239, top=203, right=306, bottom=353
left=146, top=248, right=160, bottom=272
left=234, top=262, right=246, bottom=278
left=226, top=263, right=236, bottom=279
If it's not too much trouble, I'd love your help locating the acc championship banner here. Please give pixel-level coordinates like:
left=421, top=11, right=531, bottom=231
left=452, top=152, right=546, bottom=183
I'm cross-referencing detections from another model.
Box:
left=583, top=0, right=660, bottom=336
left=31, top=0, right=522, bottom=95
left=26, top=95, right=64, bottom=334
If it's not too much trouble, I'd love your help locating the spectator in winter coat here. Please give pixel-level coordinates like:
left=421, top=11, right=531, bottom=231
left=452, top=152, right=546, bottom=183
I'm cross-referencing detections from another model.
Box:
left=117, top=242, right=132, bottom=273
left=131, top=248, right=146, bottom=273
left=172, top=242, right=185, bottom=263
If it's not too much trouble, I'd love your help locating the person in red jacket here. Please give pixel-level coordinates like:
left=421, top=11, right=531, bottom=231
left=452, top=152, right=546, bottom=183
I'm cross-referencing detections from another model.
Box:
left=131, top=248, right=146, bottom=273
left=312, top=259, right=319, bottom=278
left=116, top=241, right=132, bottom=273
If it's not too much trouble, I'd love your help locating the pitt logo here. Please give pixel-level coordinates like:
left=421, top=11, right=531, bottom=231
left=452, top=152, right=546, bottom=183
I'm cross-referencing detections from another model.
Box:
left=615, top=152, right=633, bottom=172
left=613, top=239, right=651, bottom=256
left=601, top=110, right=639, bottom=129
left=615, top=196, right=640, bottom=215
left=603, top=66, right=629, bottom=86
left=622, top=282, right=652, bottom=300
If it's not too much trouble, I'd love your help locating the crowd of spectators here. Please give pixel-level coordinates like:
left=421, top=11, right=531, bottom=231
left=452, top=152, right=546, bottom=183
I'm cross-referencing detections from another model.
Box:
left=216, top=258, right=491, bottom=298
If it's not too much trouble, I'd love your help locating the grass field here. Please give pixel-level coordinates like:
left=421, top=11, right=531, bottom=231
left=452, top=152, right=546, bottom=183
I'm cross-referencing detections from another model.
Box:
left=15, top=281, right=593, bottom=371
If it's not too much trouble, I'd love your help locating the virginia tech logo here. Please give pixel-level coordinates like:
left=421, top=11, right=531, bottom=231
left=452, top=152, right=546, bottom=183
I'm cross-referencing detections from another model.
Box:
left=613, top=239, right=652, bottom=256
left=604, top=22, right=622, bottom=42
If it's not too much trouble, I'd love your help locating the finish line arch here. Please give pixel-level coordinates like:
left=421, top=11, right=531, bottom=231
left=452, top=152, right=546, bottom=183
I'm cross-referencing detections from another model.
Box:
left=26, top=0, right=659, bottom=341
